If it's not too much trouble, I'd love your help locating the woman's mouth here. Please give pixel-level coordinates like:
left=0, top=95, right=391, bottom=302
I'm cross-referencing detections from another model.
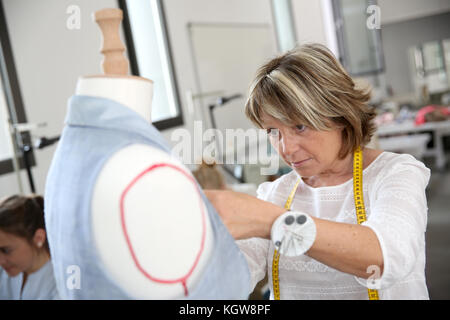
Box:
left=3, top=266, right=14, bottom=273
left=290, top=158, right=312, bottom=168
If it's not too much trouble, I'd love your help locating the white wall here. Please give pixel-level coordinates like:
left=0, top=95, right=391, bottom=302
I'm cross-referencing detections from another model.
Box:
left=379, top=0, right=450, bottom=25
left=1, top=0, right=119, bottom=197
left=159, top=0, right=336, bottom=159
left=291, top=0, right=329, bottom=46
left=160, top=0, right=277, bottom=145
left=382, top=12, right=450, bottom=95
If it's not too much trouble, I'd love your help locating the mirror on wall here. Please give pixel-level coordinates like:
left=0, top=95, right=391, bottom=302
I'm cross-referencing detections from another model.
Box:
left=332, top=0, right=384, bottom=76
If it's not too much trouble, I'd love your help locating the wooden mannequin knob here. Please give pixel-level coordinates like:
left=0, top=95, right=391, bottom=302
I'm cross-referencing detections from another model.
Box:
left=94, top=8, right=129, bottom=75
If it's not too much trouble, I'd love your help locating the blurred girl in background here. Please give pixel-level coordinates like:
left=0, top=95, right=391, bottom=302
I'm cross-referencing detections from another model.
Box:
left=0, top=195, right=59, bottom=299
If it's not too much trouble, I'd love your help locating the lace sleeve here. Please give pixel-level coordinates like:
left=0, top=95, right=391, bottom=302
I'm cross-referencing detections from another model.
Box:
left=355, top=156, right=430, bottom=290
left=236, top=237, right=270, bottom=292
left=235, top=181, right=272, bottom=292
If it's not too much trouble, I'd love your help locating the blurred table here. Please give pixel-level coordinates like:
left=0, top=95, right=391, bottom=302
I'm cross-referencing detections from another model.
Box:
left=377, top=120, right=450, bottom=170
left=378, top=134, right=430, bottom=160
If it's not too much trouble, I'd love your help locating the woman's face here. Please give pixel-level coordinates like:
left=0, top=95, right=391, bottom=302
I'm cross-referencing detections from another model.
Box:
left=261, top=113, right=345, bottom=178
left=0, top=229, right=35, bottom=277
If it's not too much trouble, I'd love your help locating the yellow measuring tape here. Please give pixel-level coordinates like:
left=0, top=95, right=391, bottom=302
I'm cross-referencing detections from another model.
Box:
left=272, top=178, right=300, bottom=301
left=353, top=147, right=379, bottom=300
left=272, top=146, right=379, bottom=300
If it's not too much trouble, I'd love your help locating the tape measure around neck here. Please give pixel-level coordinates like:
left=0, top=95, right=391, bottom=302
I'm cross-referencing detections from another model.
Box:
left=272, top=147, right=379, bottom=300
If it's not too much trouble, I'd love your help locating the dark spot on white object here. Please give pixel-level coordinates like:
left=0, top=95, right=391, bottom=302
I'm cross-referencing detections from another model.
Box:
left=284, top=215, right=295, bottom=225
left=296, top=215, right=307, bottom=225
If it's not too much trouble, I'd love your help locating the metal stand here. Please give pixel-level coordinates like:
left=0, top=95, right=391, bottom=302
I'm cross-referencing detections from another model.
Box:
left=8, top=120, right=59, bottom=194
left=22, top=142, right=36, bottom=193
left=8, top=118, right=24, bottom=193
left=208, top=94, right=244, bottom=183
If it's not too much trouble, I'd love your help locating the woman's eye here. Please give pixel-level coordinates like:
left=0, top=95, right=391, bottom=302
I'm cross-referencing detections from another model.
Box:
left=295, top=125, right=306, bottom=132
left=0, top=248, right=11, bottom=255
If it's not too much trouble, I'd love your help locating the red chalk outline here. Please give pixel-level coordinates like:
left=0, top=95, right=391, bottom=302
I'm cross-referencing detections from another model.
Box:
left=120, top=163, right=206, bottom=296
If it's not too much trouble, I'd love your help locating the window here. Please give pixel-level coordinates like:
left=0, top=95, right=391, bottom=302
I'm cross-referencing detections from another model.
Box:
left=118, top=0, right=183, bottom=130
left=0, top=77, right=13, bottom=163
left=0, top=0, right=35, bottom=180
left=410, top=39, right=450, bottom=96
left=422, top=41, right=445, bottom=74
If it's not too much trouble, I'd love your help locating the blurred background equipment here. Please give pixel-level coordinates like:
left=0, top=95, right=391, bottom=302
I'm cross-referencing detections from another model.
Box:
left=8, top=121, right=59, bottom=193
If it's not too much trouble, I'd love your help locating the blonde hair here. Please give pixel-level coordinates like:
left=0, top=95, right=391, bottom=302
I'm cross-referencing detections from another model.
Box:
left=245, top=43, right=377, bottom=158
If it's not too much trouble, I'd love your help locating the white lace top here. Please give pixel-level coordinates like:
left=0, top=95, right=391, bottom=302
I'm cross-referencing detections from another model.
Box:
left=237, top=151, right=431, bottom=300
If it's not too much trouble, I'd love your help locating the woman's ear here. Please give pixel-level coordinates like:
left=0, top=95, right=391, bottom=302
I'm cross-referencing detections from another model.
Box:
left=32, top=228, right=46, bottom=248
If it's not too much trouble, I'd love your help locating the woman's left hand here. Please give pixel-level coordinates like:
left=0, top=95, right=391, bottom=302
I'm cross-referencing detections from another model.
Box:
left=204, top=190, right=285, bottom=240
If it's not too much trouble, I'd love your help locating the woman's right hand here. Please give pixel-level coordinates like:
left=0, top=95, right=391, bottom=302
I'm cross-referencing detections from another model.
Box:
left=204, top=190, right=285, bottom=240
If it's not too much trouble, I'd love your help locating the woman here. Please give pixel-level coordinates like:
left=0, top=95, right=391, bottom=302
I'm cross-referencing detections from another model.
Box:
left=206, top=44, right=430, bottom=299
left=0, top=195, right=59, bottom=299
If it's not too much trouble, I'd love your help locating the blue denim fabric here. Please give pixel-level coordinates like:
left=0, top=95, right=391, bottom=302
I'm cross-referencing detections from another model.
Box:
left=45, top=95, right=250, bottom=299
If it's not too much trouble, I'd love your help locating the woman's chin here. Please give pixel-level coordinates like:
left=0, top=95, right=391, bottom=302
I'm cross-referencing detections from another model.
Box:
left=4, top=267, right=21, bottom=277
left=291, top=163, right=315, bottom=177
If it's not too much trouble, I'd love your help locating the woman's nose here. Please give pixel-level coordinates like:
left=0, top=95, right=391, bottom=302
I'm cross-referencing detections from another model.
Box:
left=0, top=253, right=6, bottom=266
left=280, top=134, right=300, bottom=158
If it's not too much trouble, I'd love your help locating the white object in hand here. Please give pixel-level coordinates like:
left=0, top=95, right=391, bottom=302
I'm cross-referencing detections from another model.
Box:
left=271, top=211, right=316, bottom=257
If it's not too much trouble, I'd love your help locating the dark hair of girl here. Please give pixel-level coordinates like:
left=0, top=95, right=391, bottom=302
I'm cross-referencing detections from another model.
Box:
left=0, top=194, right=49, bottom=253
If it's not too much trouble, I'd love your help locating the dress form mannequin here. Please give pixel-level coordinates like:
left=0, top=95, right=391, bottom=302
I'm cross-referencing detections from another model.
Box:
left=78, top=9, right=213, bottom=299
